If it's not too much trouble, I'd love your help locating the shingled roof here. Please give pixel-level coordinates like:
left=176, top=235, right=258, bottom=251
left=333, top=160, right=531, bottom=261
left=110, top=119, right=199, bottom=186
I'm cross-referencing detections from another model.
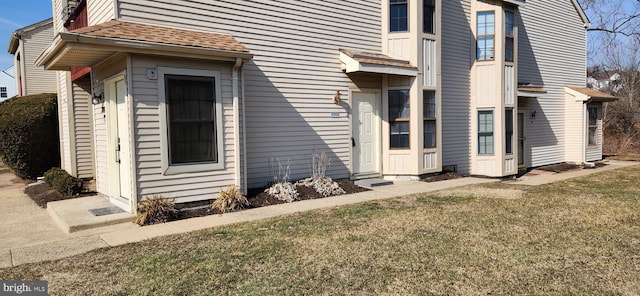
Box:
left=69, top=20, right=249, bottom=53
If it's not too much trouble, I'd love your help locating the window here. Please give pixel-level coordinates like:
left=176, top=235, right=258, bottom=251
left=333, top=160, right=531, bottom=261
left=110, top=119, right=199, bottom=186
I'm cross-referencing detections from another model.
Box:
left=423, top=0, right=435, bottom=34
left=389, top=90, right=410, bottom=148
left=159, top=68, right=224, bottom=174
left=505, top=108, right=513, bottom=154
left=390, top=0, right=408, bottom=32
left=477, top=11, right=495, bottom=60
left=505, top=11, right=515, bottom=62
left=588, top=106, right=598, bottom=145
left=478, top=110, right=494, bottom=154
left=424, top=90, right=436, bottom=148
left=0, top=87, right=6, bottom=98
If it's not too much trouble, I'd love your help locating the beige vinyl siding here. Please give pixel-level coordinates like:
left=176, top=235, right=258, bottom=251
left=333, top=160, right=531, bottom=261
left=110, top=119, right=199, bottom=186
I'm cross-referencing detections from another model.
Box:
left=518, top=0, right=587, bottom=167
left=52, top=0, right=66, bottom=34
left=92, top=56, right=127, bottom=195
left=22, top=24, right=57, bottom=95
left=564, top=95, right=584, bottom=163
left=72, top=79, right=95, bottom=178
left=131, top=55, right=239, bottom=203
left=58, top=71, right=73, bottom=173
left=117, top=0, right=381, bottom=187
left=441, top=0, right=472, bottom=173
left=88, top=0, right=115, bottom=26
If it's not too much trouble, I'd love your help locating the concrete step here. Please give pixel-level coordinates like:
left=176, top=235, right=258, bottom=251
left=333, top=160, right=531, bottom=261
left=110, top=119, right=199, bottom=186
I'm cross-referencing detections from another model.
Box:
left=354, top=178, right=394, bottom=188
left=47, top=196, right=135, bottom=234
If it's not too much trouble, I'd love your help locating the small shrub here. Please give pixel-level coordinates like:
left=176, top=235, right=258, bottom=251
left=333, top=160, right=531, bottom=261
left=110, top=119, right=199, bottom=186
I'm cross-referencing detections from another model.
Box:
left=265, top=182, right=299, bottom=203
left=211, top=185, right=249, bottom=213
left=0, top=93, right=59, bottom=179
left=135, top=195, right=178, bottom=226
left=43, top=167, right=82, bottom=196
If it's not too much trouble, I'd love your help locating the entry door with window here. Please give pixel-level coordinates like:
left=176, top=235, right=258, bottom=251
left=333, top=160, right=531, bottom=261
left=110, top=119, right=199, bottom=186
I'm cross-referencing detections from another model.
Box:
left=517, top=112, right=525, bottom=168
left=352, top=91, right=381, bottom=177
left=107, top=75, right=132, bottom=211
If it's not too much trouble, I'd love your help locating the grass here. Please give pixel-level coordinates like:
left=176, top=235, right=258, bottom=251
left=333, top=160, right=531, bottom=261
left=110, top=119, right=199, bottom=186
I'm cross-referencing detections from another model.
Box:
left=2, top=166, right=640, bottom=295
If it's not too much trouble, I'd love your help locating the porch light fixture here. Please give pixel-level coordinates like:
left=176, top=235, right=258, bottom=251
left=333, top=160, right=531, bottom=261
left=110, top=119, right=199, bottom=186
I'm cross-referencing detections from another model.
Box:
left=92, top=92, right=104, bottom=105
left=530, top=110, right=537, bottom=122
left=333, top=90, right=342, bottom=105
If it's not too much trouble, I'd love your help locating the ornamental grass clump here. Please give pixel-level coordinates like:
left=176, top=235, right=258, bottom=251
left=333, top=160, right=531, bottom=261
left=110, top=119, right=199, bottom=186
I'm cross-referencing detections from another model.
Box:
left=135, top=195, right=178, bottom=226
left=211, top=185, right=249, bottom=213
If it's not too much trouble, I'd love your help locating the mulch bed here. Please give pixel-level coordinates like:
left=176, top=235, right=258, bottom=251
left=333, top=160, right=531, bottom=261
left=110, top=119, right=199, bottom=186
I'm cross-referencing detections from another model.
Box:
left=24, top=182, right=96, bottom=208
left=422, top=172, right=470, bottom=182
left=537, top=163, right=582, bottom=173
left=178, top=179, right=370, bottom=219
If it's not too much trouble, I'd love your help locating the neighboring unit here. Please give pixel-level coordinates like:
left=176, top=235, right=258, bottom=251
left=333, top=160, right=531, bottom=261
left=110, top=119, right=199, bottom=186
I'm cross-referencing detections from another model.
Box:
left=0, top=66, right=16, bottom=102
left=37, top=0, right=614, bottom=213
left=7, top=18, right=57, bottom=96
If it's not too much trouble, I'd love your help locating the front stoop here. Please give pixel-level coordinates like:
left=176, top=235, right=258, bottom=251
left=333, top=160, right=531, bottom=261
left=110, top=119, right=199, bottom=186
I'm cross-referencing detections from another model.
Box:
left=46, top=196, right=135, bottom=234
left=354, top=178, right=394, bottom=188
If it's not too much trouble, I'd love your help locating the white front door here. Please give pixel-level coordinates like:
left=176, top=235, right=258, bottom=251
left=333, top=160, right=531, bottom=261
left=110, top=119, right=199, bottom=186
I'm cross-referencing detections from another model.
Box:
left=107, top=75, right=132, bottom=212
left=352, top=91, right=381, bottom=176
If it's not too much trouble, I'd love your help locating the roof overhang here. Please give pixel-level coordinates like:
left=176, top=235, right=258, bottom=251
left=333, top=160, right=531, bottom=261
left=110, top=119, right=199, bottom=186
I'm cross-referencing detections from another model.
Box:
left=565, top=86, right=618, bottom=103
left=37, top=32, right=253, bottom=71
left=517, top=85, right=546, bottom=98
left=7, top=33, right=19, bottom=54
left=8, top=18, right=54, bottom=54
left=339, top=51, right=418, bottom=76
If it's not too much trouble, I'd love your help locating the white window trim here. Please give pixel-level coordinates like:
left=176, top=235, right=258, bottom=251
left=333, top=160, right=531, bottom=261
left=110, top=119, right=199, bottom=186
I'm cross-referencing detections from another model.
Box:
left=158, top=67, right=225, bottom=175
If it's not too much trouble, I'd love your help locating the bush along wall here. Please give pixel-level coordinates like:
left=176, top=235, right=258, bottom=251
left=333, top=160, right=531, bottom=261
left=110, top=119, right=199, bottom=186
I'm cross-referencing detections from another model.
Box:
left=0, top=93, right=60, bottom=179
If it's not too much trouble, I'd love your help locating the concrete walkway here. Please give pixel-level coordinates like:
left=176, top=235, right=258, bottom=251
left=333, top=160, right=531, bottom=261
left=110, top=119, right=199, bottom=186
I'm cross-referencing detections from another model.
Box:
left=0, top=160, right=637, bottom=268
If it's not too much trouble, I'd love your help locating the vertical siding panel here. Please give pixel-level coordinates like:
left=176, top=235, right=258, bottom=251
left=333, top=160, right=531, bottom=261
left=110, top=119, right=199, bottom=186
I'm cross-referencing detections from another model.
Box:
left=441, top=0, right=472, bottom=173
left=518, top=0, right=587, bottom=167
left=423, top=39, right=436, bottom=87
left=117, top=0, right=381, bottom=188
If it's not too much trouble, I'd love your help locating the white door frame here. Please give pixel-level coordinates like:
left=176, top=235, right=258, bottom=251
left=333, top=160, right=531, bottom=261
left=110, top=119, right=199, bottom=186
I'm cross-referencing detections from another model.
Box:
left=517, top=111, right=525, bottom=168
left=105, top=73, right=133, bottom=212
left=350, top=89, right=382, bottom=178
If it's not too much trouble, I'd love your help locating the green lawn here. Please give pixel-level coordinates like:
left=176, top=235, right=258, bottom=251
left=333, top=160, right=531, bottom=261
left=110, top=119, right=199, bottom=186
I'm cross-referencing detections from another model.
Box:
left=2, top=166, right=640, bottom=295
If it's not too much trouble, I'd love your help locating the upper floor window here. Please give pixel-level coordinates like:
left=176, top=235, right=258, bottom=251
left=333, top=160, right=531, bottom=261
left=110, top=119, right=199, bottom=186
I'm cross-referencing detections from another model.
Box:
left=423, top=0, right=435, bottom=34
left=390, top=0, right=408, bottom=32
left=389, top=90, right=410, bottom=148
left=477, top=11, right=495, bottom=61
left=0, top=87, right=6, bottom=98
left=505, top=11, right=515, bottom=62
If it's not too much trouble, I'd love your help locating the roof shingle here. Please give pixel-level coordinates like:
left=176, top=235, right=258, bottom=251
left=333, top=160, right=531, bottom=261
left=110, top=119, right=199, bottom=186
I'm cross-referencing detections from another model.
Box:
left=70, top=20, right=249, bottom=54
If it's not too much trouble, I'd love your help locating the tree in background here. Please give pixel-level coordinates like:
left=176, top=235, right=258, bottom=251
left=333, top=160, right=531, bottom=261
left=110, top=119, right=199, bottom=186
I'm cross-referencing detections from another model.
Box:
left=580, top=0, right=640, bottom=154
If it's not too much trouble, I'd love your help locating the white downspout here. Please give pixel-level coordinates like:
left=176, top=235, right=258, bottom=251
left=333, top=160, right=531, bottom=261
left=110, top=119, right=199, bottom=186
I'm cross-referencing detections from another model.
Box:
left=241, top=62, right=248, bottom=195
left=232, top=58, right=242, bottom=190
